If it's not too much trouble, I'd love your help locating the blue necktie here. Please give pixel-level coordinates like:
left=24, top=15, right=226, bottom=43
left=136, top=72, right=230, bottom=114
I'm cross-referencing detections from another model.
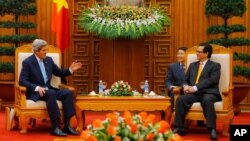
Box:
left=39, top=60, right=47, bottom=84
left=180, top=64, right=184, bottom=70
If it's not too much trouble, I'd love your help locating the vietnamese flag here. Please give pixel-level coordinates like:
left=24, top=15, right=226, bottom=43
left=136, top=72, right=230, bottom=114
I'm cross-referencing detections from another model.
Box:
left=52, top=0, right=70, bottom=52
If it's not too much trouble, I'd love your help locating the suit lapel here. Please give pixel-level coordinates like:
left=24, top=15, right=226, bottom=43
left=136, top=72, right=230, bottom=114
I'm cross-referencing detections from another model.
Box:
left=200, top=60, right=211, bottom=78
left=177, top=62, right=185, bottom=80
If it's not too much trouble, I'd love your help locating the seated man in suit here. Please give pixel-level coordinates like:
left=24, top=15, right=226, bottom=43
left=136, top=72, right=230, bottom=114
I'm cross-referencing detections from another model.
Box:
left=19, top=39, right=82, bottom=136
left=173, top=43, right=221, bottom=140
left=166, top=47, right=187, bottom=110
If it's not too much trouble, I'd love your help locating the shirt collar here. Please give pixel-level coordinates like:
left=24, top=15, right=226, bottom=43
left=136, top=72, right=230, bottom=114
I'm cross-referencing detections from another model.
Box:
left=35, top=54, right=43, bottom=62
left=200, top=59, right=208, bottom=65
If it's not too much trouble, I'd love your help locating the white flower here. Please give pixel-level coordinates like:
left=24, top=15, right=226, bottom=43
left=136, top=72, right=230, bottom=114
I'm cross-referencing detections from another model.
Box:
left=142, top=20, right=147, bottom=25
left=101, top=19, right=106, bottom=25
left=88, top=13, right=96, bottom=18
left=118, top=117, right=124, bottom=122
left=98, top=17, right=103, bottom=22
left=93, top=18, right=98, bottom=22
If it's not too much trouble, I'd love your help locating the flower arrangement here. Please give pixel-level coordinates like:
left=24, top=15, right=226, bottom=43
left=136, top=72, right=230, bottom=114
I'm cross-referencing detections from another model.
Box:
left=78, top=3, right=170, bottom=39
left=81, top=111, right=183, bottom=141
left=107, top=80, right=133, bottom=96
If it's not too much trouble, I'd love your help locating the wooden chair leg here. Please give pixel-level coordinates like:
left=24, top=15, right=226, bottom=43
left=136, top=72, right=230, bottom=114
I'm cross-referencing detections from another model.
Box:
left=170, top=111, right=175, bottom=126
left=20, top=116, right=27, bottom=134
left=5, top=107, right=11, bottom=131
left=222, top=118, right=230, bottom=136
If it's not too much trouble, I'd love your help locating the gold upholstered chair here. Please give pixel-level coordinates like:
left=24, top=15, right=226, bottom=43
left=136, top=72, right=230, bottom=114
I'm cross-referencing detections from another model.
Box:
left=12, top=44, right=75, bottom=133
left=172, top=44, right=234, bottom=136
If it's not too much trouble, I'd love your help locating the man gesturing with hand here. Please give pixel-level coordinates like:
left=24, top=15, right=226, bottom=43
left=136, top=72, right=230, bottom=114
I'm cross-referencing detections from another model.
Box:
left=19, top=39, right=82, bottom=136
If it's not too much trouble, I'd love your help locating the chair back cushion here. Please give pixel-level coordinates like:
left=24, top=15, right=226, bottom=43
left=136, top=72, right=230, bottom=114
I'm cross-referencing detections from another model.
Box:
left=18, top=53, right=61, bottom=88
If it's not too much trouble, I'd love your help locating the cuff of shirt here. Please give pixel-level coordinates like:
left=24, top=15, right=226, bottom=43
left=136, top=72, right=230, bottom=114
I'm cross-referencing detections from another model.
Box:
left=69, top=68, right=73, bottom=74
left=35, top=86, right=39, bottom=92
left=169, top=86, right=176, bottom=90
left=193, top=86, right=198, bottom=92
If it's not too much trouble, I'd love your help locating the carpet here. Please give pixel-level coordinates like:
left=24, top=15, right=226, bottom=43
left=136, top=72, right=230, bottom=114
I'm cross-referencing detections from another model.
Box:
left=0, top=110, right=250, bottom=141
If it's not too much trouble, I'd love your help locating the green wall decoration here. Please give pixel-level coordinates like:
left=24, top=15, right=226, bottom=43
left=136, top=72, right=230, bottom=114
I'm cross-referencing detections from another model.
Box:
left=0, top=0, right=37, bottom=74
left=78, top=2, right=170, bottom=40
left=205, top=0, right=250, bottom=78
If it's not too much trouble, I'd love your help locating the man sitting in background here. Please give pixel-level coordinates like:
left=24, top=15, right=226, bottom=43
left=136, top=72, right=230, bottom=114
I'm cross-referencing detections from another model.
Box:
left=166, top=47, right=187, bottom=111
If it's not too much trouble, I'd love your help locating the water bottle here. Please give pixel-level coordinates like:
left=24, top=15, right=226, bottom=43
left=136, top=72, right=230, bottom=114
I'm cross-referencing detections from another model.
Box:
left=144, top=80, right=149, bottom=94
left=98, top=80, right=104, bottom=95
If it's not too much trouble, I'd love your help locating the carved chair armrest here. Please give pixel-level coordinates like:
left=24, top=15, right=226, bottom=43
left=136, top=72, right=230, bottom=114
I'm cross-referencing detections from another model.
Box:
left=222, top=86, right=234, bottom=96
left=14, top=85, right=27, bottom=107
left=222, top=86, right=234, bottom=110
left=172, top=86, right=182, bottom=111
left=17, top=86, right=27, bottom=93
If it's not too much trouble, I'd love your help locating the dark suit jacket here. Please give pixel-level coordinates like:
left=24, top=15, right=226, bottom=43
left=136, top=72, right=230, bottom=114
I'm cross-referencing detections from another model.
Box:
left=183, top=60, right=222, bottom=100
left=19, top=54, right=71, bottom=101
left=166, top=62, right=185, bottom=90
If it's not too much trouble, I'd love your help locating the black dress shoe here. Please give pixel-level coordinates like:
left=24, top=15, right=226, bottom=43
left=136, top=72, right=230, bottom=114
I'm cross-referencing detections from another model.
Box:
left=210, top=129, right=218, bottom=140
left=51, top=127, right=67, bottom=136
left=63, top=126, right=79, bottom=135
left=173, top=128, right=186, bottom=136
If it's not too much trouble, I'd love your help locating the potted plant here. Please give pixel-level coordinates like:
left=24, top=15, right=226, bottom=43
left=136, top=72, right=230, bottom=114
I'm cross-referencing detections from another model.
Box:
left=205, top=0, right=250, bottom=114
left=81, top=111, right=183, bottom=141
left=0, top=0, right=38, bottom=80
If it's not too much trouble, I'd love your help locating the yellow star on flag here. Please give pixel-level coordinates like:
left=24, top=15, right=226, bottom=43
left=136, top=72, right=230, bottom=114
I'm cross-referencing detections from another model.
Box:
left=53, top=0, right=69, bottom=13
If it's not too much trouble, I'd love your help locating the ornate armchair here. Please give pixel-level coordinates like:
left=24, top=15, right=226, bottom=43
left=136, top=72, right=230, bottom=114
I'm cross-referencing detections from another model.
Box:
left=12, top=44, right=75, bottom=133
left=172, top=44, right=234, bottom=136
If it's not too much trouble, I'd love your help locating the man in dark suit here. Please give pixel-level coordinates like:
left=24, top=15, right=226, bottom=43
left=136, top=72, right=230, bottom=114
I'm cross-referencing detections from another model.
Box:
left=173, top=43, right=221, bottom=140
left=19, top=39, right=82, bottom=136
left=166, top=47, right=187, bottom=110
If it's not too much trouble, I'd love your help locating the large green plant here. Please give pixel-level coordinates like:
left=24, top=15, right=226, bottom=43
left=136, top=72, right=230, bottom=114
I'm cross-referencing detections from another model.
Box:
left=0, top=0, right=37, bottom=74
left=205, top=0, right=250, bottom=78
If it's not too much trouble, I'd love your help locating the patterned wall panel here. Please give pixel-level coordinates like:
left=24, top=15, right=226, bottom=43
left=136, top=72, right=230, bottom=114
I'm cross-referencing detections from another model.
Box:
left=70, top=0, right=102, bottom=95
left=144, top=0, right=173, bottom=94
left=69, top=0, right=172, bottom=95
left=153, top=40, right=171, bottom=57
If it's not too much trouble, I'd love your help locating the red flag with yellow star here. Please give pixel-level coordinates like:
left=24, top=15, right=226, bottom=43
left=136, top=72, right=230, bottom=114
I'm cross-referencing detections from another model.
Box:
left=52, top=0, right=70, bottom=52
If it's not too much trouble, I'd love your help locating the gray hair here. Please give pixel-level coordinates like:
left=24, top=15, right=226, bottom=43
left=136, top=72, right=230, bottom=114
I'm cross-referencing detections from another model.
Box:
left=32, top=39, right=47, bottom=52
